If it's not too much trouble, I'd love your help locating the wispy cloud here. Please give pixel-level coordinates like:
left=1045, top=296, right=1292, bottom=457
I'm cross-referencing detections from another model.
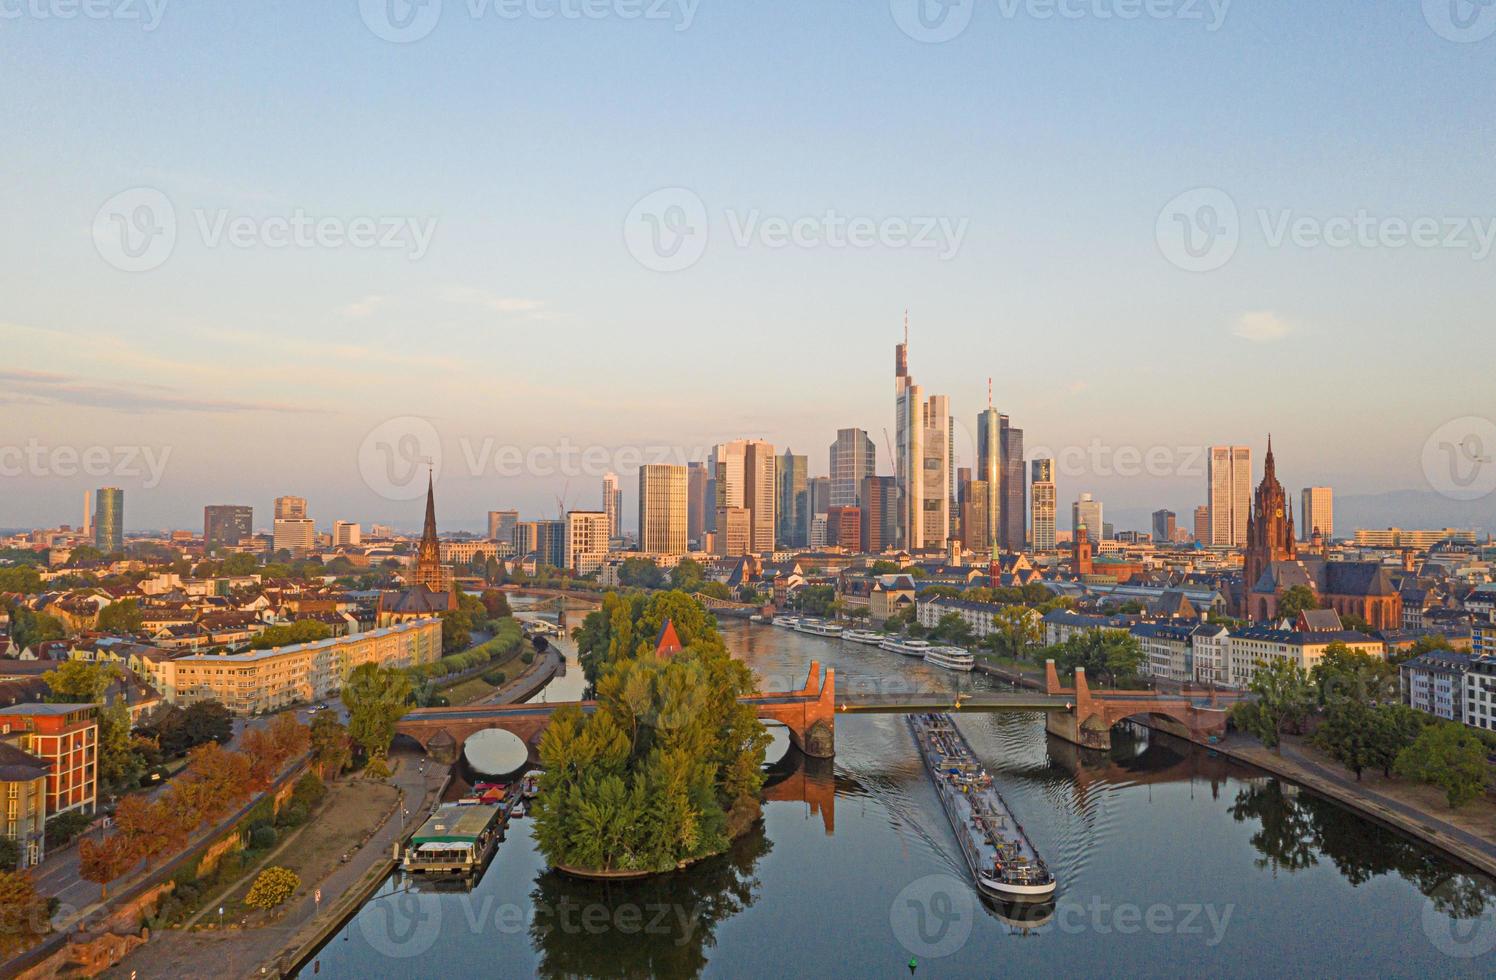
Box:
left=0, top=370, right=324, bottom=415
left=340, top=294, right=387, bottom=319
left=439, top=285, right=554, bottom=318
left=1233, top=311, right=1293, bottom=343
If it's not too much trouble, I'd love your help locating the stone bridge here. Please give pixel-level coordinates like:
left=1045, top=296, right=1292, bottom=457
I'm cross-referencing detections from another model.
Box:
left=1041, top=660, right=1229, bottom=750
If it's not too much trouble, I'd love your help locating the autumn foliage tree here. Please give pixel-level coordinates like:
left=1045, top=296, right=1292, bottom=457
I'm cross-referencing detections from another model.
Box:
left=0, top=870, right=52, bottom=956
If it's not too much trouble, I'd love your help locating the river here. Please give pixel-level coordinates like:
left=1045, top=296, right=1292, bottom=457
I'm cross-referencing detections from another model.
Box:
left=298, top=617, right=1496, bottom=977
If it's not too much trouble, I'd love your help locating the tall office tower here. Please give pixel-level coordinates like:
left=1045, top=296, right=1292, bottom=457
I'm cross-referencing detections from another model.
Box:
left=894, top=314, right=925, bottom=551
left=960, top=480, right=991, bottom=552
left=536, top=520, right=566, bottom=570
left=1194, top=506, right=1210, bottom=543
left=715, top=507, right=751, bottom=556
left=1152, top=509, right=1177, bottom=544
left=687, top=462, right=710, bottom=545
left=512, top=520, right=540, bottom=557
left=93, top=488, right=123, bottom=552
left=1072, top=493, right=1103, bottom=540
left=999, top=415, right=1025, bottom=552
left=333, top=521, right=361, bottom=547
left=829, top=429, right=876, bottom=508
left=703, top=476, right=717, bottom=533
left=919, top=393, right=953, bottom=549
left=807, top=476, right=832, bottom=525
left=826, top=506, right=862, bottom=549
left=272, top=518, right=315, bottom=556
left=1208, top=446, right=1252, bottom=547
left=204, top=505, right=253, bottom=548
left=976, top=385, right=1003, bottom=555
left=274, top=496, right=307, bottom=521
left=1030, top=459, right=1057, bottom=551
left=82, top=490, right=93, bottom=537
left=860, top=475, right=898, bottom=554
left=638, top=464, right=688, bottom=555
left=488, top=510, right=518, bottom=543
left=602, top=472, right=621, bottom=539
left=776, top=449, right=809, bottom=548
left=563, top=511, right=610, bottom=574
left=711, top=439, right=776, bottom=550
left=1301, top=486, right=1334, bottom=541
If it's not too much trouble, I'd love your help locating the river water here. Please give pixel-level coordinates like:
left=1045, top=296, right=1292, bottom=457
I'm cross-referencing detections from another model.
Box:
left=300, top=617, right=1496, bottom=978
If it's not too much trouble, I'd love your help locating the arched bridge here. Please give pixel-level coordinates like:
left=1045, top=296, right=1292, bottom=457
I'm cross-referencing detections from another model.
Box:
left=396, top=659, right=1229, bottom=764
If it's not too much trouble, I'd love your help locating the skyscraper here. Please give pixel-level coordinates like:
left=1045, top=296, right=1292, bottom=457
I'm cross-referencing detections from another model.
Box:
left=1208, top=446, right=1252, bottom=547
left=710, top=439, right=776, bottom=554
left=1194, top=505, right=1210, bottom=543
left=93, top=488, right=123, bottom=552
left=274, top=496, right=307, bottom=521
left=999, top=415, right=1025, bottom=552
left=776, top=449, right=809, bottom=548
left=1072, top=493, right=1103, bottom=541
left=536, top=520, right=566, bottom=570
left=638, top=464, right=688, bottom=555
left=204, top=505, right=252, bottom=548
left=826, top=506, right=862, bottom=549
left=602, top=472, right=621, bottom=539
left=920, top=393, right=952, bottom=550
left=894, top=315, right=924, bottom=551
left=487, top=510, right=518, bottom=543
left=564, top=511, right=610, bottom=574
left=976, top=390, right=1003, bottom=555
left=829, top=429, right=875, bottom=508
left=333, top=520, right=361, bottom=547
left=82, top=490, right=92, bottom=538
left=687, top=462, right=710, bottom=546
left=1030, top=459, right=1057, bottom=551
left=807, top=476, right=832, bottom=527
left=1152, top=509, right=1177, bottom=544
left=860, top=475, right=898, bottom=554
left=959, top=479, right=991, bottom=552
left=1301, top=486, right=1334, bottom=541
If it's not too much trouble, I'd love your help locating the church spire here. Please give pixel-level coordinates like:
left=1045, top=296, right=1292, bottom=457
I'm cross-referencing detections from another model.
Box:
left=421, top=468, right=438, bottom=552
left=1263, top=434, right=1277, bottom=484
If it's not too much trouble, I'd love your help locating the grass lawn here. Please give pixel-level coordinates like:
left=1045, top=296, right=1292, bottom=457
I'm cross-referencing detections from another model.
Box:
left=442, top=676, right=499, bottom=705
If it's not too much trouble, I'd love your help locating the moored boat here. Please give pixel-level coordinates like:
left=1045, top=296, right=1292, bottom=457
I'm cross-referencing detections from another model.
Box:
left=401, top=803, right=505, bottom=876
left=924, top=645, right=976, bottom=672
left=795, top=619, right=844, bottom=637
left=879, top=636, right=932, bottom=657
left=842, top=629, right=885, bottom=645
left=773, top=617, right=800, bottom=629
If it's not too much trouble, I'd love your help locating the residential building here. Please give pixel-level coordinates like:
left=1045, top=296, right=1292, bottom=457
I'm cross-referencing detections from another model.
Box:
left=1463, top=656, right=1496, bottom=731
left=829, top=429, right=875, bottom=508
left=1226, top=627, right=1384, bottom=688
left=1301, top=487, right=1334, bottom=541
left=1207, top=446, right=1252, bottom=547
left=93, top=487, right=123, bottom=552
left=1132, top=622, right=1197, bottom=683
left=272, top=518, right=315, bottom=556
left=274, top=496, right=307, bottom=521
left=638, top=464, right=688, bottom=555
left=204, top=505, right=252, bottom=548
left=564, top=511, right=610, bottom=574
left=918, top=595, right=1039, bottom=642
left=808, top=514, right=828, bottom=549
left=0, top=703, right=98, bottom=817
left=602, top=473, right=621, bottom=539
left=861, top=475, right=898, bottom=554
left=1400, top=650, right=1472, bottom=723
left=487, top=510, right=518, bottom=543
left=0, top=741, right=49, bottom=868
left=1031, top=459, right=1056, bottom=551
left=776, top=450, right=809, bottom=548
left=333, top=521, right=361, bottom=547
left=1072, top=493, right=1103, bottom=542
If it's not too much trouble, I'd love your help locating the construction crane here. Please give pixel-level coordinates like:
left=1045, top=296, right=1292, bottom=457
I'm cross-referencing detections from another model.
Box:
left=554, top=478, right=572, bottom=520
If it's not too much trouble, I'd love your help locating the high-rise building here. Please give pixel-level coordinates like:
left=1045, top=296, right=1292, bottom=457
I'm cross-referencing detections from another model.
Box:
left=999, top=415, right=1025, bottom=552
left=272, top=518, right=315, bottom=556
left=1301, top=486, right=1334, bottom=541
left=776, top=450, right=809, bottom=549
left=333, top=521, right=361, bottom=547
left=895, top=315, right=925, bottom=551
left=808, top=513, right=828, bottom=549
left=1194, top=505, right=1210, bottom=544
left=1030, top=459, right=1056, bottom=551
left=274, top=496, right=307, bottom=521
left=715, top=507, right=751, bottom=557
left=204, top=505, right=252, bottom=548
left=807, top=476, right=832, bottom=525
left=959, top=480, right=991, bottom=552
left=861, top=475, right=898, bottom=554
left=602, top=473, right=621, bottom=539
left=1207, top=446, right=1252, bottom=547
left=687, top=462, right=710, bottom=545
left=638, top=464, right=688, bottom=555
left=829, top=429, right=875, bottom=509
left=82, top=490, right=93, bottom=538
left=93, top=487, right=123, bottom=552
left=826, top=506, right=862, bottom=549
left=513, top=521, right=539, bottom=557
left=563, top=511, right=610, bottom=574
left=1152, top=509, right=1177, bottom=544
left=710, top=439, right=777, bottom=554
left=536, top=521, right=566, bottom=570
left=976, top=397, right=1003, bottom=555
left=488, top=510, right=518, bottom=543
left=1072, top=493, right=1103, bottom=541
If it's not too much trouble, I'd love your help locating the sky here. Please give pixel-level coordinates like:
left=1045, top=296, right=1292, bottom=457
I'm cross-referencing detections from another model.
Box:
left=4, top=0, right=1496, bottom=534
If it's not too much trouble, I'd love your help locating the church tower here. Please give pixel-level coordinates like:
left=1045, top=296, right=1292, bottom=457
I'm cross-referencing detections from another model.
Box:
left=413, top=471, right=454, bottom=597
left=1243, top=436, right=1296, bottom=601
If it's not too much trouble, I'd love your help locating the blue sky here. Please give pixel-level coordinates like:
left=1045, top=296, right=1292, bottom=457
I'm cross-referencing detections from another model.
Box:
left=4, top=1, right=1496, bottom=533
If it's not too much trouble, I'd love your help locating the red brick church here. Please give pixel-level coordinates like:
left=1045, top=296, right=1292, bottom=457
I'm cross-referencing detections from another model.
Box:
left=1242, top=438, right=1401, bottom=628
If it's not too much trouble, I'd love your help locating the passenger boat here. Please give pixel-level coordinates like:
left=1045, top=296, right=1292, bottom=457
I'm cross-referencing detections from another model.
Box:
left=773, top=617, right=800, bottom=629
left=879, top=636, right=932, bottom=657
left=842, top=629, right=885, bottom=645
left=924, top=646, right=976, bottom=672
left=401, top=803, right=504, bottom=876
left=908, top=713, right=1056, bottom=901
left=795, top=618, right=844, bottom=637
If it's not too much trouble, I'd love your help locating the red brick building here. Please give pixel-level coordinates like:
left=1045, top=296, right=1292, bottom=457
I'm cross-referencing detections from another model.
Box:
left=0, top=703, right=99, bottom=816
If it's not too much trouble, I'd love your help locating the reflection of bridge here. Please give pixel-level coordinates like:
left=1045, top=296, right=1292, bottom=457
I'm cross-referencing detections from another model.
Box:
left=396, top=658, right=1229, bottom=764
left=762, top=755, right=837, bottom=835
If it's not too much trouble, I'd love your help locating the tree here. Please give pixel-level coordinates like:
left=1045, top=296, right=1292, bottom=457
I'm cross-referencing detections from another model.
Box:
left=79, top=835, right=137, bottom=898
left=0, top=870, right=51, bottom=955
left=0, top=840, right=19, bottom=873
left=341, top=663, right=414, bottom=768
left=9, top=608, right=64, bottom=654
left=618, top=558, right=666, bottom=590
left=42, top=660, right=118, bottom=704
left=1310, top=642, right=1397, bottom=708
left=1275, top=586, right=1320, bottom=621
left=181, top=700, right=233, bottom=747
left=310, top=711, right=352, bottom=775
left=927, top=612, right=974, bottom=647
left=221, top=553, right=258, bottom=576
left=480, top=589, right=512, bottom=620
left=0, top=565, right=43, bottom=593
left=250, top=620, right=333, bottom=650
left=95, top=599, right=144, bottom=634
left=794, top=585, right=837, bottom=618
left=1054, top=630, right=1146, bottom=688
left=1395, top=722, right=1489, bottom=808
left=1231, top=658, right=1314, bottom=749
left=244, top=866, right=300, bottom=910
left=96, top=700, right=142, bottom=793
left=990, top=606, right=1042, bottom=661
left=669, top=558, right=706, bottom=593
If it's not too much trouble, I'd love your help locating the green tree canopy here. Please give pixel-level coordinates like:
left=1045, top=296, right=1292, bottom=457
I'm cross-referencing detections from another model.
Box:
left=341, top=662, right=414, bottom=766
left=96, top=599, right=144, bottom=634
left=1395, top=722, right=1490, bottom=808
left=250, top=620, right=333, bottom=649
left=1276, top=585, right=1320, bottom=621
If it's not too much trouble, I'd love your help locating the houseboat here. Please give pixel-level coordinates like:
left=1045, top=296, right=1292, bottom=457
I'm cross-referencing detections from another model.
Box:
left=924, top=646, right=976, bottom=672
left=401, top=803, right=504, bottom=876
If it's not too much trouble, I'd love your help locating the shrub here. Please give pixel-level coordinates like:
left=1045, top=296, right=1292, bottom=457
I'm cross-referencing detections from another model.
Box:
left=291, top=772, right=326, bottom=810
left=275, top=801, right=309, bottom=828
left=244, top=867, right=300, bottom=911
left=521, top=651, right=535, bottom=665
left=483, top=669, right=506, bottom=686
left=249, top=825, right=277, bottom=850
left=45, top=811, right=93, bottom=848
